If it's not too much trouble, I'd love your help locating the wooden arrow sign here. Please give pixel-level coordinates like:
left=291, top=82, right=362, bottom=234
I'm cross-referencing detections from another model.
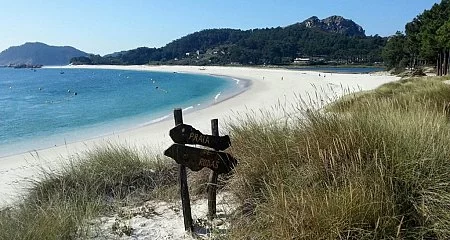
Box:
left=164, top=144, right=237, bottom=174
left=169, top=124, right=231, bottom=150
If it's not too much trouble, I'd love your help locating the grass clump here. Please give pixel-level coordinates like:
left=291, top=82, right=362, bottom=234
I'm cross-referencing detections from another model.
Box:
left=227, top=77, right=450, bottom=239
left=332, top=76, right=450, bottom=113
left=0, top=144, right=177, bottom=239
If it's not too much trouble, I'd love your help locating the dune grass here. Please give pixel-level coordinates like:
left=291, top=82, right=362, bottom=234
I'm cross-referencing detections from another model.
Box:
left=226, top=76, right=450, bottom=239
left=331, top=76, right=450, bottom=113
left=0, top=144, right=178, bottom=239
left=2, top=76, right=450, bottom=239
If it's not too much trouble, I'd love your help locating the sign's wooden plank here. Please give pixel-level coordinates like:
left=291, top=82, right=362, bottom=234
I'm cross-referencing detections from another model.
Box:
left=169, top=124, right=231, bottom=150
left=164, top=143, right=237, bottom=174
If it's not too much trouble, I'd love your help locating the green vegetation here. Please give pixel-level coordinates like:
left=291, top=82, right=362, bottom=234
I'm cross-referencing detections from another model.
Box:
left=71, top=18, right=385, bottom=66
left=226, top=76, right=450, bottom=239
left=0, top=144, right=178, bottom=239
left=71, top=1, right=450, bottom=72
left=3, top=76, right=450, bottom=239
left=332, top=76, right=450, bottom=112
left=383, top=0, right=450, bottom=75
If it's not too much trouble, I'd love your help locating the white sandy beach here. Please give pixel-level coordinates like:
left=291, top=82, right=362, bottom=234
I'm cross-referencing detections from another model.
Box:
left=0, top=65, right=399, bottom=206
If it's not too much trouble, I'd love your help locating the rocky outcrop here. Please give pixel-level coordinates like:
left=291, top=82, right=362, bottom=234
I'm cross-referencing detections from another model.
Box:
left=300, top=16, right=366, bottom=37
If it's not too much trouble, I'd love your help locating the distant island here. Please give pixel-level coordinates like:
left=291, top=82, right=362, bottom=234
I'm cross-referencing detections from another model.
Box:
left=71, top=15, right=386, bottom=66
left=9, top=63, right=43, bottom=69
left=0, top=42, right=88, bottom=67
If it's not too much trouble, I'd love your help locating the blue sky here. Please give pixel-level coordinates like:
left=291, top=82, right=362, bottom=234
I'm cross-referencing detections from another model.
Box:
left=0, top=0, right=441, bottom=55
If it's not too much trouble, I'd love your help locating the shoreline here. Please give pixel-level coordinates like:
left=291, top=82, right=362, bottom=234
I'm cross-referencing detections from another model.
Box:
left=0, top=65, right=399, bottom=205
left=0, top=68, right=250, bottom=158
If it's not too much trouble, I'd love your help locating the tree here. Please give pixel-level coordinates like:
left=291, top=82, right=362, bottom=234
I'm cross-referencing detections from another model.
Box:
left=437, top=21, right=450, bottom=75
left=382, top=32, right=409, bottom=70
left=383, top=0, right=450, bottom=75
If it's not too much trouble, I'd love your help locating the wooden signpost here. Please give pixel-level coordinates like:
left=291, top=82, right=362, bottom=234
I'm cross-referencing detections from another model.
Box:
left=207, top=119, right=220, bottom=220
left=164, top=143, right=237, bottom=174
left=169, top=123, right=231, bottom=151
left=164, top=109, right=237, bottom=231
left=171, top=109, right=193, bottom=232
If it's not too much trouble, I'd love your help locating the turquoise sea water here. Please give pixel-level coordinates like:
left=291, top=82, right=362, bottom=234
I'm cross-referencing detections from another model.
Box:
left=0, top=68, right=243, bottom=157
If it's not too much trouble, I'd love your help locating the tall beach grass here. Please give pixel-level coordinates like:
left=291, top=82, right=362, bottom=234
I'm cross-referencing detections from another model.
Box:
left=226, top=76, right=450, bottom=239
left=1, top=76, right=450, bottom=239
left=0, top=144, right=178, bottom=239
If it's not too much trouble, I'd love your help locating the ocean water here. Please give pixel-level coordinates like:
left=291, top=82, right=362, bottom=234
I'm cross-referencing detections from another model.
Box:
left=0, top=68, right=243, bottom=157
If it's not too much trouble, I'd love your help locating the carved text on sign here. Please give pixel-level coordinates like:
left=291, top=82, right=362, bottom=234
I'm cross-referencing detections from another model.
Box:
left=188, top=132, right=210, bottom=145
left=169, top=124, right=231, bottom=150
left=164, top=143, right=237, bottom=174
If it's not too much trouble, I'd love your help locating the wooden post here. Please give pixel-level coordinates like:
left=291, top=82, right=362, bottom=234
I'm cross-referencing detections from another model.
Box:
left=207, top=119, right=219, bottom=220
left=174, top=108, right=193, bottom=231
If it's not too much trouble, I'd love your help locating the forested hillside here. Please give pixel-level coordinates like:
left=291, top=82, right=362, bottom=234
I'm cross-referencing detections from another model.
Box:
left=383, top=0, right=450, bottom=75
left=72, top=16, right=386, bottom=66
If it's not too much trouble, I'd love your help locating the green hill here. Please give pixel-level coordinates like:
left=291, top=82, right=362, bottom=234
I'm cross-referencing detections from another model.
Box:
left=72, top=16, right=386, bottom=66
left=0, top=42, right=88, bottom=66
